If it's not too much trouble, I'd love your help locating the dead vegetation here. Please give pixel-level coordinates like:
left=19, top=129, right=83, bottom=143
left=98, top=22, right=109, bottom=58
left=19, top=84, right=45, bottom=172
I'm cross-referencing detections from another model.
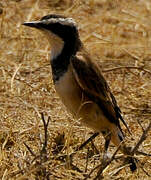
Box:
left=0, top=0, right=151, bottom=179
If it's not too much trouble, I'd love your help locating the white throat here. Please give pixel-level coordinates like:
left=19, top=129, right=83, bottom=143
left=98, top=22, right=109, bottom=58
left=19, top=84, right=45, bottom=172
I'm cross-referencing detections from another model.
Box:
left=50, top=37, right=64, bottom=60
left=42, top=29, right=64, bottom=60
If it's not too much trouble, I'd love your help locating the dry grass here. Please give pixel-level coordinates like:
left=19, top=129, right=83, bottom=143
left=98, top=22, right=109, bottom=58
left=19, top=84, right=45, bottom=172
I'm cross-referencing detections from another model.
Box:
left=0, top=0, right=151, bottom=179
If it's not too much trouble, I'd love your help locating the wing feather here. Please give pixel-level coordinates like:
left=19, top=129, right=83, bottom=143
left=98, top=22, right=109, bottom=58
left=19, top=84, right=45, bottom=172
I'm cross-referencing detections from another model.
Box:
left=71, top=51, right=131, bottom=134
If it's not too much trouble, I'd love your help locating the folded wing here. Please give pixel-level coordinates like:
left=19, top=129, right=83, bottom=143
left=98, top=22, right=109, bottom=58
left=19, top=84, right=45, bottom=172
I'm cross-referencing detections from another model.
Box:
left=71, top=51, right=131, bottom=134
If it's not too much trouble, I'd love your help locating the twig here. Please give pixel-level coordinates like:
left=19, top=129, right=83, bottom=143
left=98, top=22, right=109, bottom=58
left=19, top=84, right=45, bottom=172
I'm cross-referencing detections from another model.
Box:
left=121, top=69, right=126, bottom=90
left=11, top=64, right=22, bottom=92
left=135, top=151, right=151, bottom=157
left=23, top=113, right=51, bottom=179
left=38, top=113, right=50, bottom=167
left=56, top=132, right=99, bottom=160
left=102, top=66, right=151, bottom=75
left=5, top=68, right=34, bottom=89
left=94, top=142, right=123, bottom=180
left=31, top=155, right=40, bottom=164
left=109, top=164, right=130, bottom=177
left=53, top=132, right=100, bottom=176
left=40, top=113, right=50, bottom=156
left=24, top=142, right=36, bottom=157
left=85, top=147, right=89, bottom=173
left=137, top=159, right=151, bottom=177
left=113, top=150, right=151, bottom=159
left=122, top=47, right=140, bottom=59
left=131, top=121, right=151, bottom=154
left=85, top=142, right=123, bottom=180
left=84, top=164, right=101, bottom=180
left=136, top=119, right=145, bottom=132
left=59, top=132, right=100, bottom=160
left=126, top=68, right=141, bottom=79
left=140, top=166, right=151, bottom=177
left=4, top=63, right=50, bottom=90
left=75, top=132, right=99, bottom=152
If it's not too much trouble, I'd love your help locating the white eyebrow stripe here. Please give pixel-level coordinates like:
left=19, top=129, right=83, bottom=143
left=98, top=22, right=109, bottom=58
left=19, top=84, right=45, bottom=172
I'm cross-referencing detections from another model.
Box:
left=44, top=18, right=76, bottom=26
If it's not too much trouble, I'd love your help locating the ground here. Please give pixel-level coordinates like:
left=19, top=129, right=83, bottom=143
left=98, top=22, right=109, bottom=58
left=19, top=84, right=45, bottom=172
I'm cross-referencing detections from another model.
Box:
left=0, top=0, right=151, bottom=179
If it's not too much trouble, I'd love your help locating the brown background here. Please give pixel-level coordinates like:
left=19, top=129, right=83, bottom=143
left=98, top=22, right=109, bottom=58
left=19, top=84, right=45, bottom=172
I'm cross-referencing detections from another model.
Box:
left=0, top=0, right=151, bottom=179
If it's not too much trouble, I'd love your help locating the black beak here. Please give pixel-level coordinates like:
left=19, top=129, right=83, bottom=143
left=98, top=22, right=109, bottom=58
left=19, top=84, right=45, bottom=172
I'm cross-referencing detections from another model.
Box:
left=22, top=21, right=42, bottom=29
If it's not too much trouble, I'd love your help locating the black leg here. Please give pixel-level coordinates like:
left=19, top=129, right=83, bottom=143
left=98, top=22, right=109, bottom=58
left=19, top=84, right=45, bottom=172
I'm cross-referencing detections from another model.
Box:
left=104, top=134, right=111, bottom=153
left=101, top=130, right=111, bottom=160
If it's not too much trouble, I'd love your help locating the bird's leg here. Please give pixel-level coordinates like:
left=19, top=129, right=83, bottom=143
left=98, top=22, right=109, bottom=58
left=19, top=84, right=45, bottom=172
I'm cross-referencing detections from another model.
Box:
left=93, top=131, right=111, bottom=180
left=101, top=130, right=111, bottom=162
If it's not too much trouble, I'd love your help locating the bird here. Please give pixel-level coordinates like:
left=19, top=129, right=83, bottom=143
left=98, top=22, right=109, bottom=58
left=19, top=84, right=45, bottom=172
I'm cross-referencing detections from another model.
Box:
left=23, top=14, right=136, bottom=171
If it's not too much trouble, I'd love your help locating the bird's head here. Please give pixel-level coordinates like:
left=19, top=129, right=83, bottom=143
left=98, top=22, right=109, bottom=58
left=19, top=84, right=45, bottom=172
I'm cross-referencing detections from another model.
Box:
left=23, top=14, right=81, bottom=60
left=23, top=14, right=78, bottom=41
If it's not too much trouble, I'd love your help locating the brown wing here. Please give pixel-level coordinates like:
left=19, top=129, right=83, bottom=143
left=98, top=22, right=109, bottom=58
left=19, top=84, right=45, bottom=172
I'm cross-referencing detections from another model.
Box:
left=71, top=52, right=131, bottom=133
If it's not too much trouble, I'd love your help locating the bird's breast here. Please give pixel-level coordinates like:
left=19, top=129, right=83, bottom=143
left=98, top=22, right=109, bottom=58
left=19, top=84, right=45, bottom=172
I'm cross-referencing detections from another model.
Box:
left=54, top=64, right=82, bottom=116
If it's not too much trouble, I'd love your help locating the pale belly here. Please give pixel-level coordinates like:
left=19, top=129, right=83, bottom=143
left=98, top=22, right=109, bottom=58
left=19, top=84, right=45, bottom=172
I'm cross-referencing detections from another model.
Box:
left=54, top=66, right=83, bottom=117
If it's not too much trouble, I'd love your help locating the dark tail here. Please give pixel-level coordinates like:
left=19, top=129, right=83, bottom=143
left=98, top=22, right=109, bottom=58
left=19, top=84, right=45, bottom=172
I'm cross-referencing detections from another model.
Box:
left=117, top=128, right=137, bottom=172
left=112, top=126, right=137, bottom=172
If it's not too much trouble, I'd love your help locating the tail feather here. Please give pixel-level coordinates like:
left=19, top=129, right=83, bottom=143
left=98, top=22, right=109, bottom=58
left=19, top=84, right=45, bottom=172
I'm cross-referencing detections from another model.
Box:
left=116, top=129, right=137, bottom=172
left=111, top=126, right=137, bottom=172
